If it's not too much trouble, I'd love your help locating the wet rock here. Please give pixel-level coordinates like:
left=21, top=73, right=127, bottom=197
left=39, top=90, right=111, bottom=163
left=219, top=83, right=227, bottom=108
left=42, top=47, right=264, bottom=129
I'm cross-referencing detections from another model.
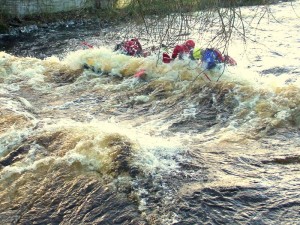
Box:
left=8, top=17, right=23, bottom=27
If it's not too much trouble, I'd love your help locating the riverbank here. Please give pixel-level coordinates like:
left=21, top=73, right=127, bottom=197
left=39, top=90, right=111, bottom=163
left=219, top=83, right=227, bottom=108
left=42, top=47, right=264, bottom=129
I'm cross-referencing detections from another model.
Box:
left=0, top=9, right=101, bottom=34
left=0, top=0, right=288, bottom=34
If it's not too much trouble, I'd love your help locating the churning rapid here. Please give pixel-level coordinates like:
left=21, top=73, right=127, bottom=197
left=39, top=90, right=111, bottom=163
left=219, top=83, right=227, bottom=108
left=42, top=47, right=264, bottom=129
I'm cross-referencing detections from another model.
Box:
left=0, top=1, right=300, bottom=224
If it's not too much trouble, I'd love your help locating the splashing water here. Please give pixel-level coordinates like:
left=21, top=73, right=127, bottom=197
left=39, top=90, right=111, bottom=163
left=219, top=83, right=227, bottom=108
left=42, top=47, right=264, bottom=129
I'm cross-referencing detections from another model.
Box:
left=0, top=1, right=300, bottom=224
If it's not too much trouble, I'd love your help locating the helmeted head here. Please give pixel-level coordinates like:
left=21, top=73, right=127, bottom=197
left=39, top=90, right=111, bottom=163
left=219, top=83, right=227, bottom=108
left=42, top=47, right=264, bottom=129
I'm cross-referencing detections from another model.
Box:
left=192, top=47, right=202, bottom=60
left=185, top=40, right=195, bottom=49
left=125, top=41, right=135, bottom=47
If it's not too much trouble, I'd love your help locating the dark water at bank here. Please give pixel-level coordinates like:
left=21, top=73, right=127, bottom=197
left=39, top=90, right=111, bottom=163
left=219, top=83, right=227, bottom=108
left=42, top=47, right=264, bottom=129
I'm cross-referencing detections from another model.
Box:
left=0, top=1, right=300, bottom=225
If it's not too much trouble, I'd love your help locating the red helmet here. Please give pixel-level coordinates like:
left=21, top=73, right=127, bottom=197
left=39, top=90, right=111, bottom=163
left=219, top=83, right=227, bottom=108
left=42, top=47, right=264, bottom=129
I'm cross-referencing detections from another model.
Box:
left=185, top=40, right=195, bottom=48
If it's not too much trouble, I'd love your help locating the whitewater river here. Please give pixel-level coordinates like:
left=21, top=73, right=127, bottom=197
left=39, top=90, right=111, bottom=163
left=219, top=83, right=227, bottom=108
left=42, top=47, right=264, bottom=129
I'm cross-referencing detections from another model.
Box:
left=0, top=1, right=299, bottom=224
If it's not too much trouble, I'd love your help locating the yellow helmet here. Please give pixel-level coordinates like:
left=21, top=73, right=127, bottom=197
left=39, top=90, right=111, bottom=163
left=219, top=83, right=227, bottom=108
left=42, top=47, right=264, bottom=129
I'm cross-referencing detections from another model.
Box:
left=192, top=47, right=202, bottom=60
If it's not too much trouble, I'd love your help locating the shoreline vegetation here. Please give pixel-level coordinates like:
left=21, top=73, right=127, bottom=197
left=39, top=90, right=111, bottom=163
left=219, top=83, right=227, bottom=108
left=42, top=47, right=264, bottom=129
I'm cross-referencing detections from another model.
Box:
left=0, top=0, right=288, bottom=34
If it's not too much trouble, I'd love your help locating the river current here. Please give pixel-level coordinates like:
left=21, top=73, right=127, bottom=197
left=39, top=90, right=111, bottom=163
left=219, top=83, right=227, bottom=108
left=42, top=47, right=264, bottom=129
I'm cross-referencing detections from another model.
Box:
left=0, top=1, right=299, bottom=225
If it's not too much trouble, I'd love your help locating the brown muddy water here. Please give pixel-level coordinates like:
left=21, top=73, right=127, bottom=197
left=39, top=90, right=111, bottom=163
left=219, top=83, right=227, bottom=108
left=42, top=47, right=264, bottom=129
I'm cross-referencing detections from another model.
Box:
left=0, top=1, right=300, bottom=224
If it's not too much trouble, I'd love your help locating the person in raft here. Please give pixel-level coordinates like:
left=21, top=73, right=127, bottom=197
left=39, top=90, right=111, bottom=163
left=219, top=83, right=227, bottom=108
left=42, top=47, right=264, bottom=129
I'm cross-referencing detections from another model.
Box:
left=197, top=48, right=237, bottom=69
left=163, top=42, right=237, bottom=69
left=114, top=38, right=151, bottom=57
left=162, top=39, right=196, bottom=63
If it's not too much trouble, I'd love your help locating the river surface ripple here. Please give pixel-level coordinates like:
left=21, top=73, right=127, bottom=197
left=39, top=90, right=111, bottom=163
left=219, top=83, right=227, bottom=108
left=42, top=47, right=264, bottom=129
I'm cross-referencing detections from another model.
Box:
left=0, top=1, right=300, bottom=225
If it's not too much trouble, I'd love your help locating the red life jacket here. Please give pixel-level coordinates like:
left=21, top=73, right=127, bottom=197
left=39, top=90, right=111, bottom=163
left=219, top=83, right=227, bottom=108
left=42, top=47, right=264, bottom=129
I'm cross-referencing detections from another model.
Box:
left=123, top=39, right=143, bottom=56
left=163, top=45, right=191, bottom=63
left=172, top=44, right=190, bottom=59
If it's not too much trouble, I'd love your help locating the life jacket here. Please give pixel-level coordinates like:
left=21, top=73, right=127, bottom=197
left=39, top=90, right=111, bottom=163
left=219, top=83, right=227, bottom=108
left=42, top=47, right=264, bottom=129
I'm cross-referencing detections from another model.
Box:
left=202, top=48, right=224, bottom=69
left=191, top=47, right=202, bottom=60
left=115, top=38, right=143, bottom=57
left=172, top=44, right=191, bottom=59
